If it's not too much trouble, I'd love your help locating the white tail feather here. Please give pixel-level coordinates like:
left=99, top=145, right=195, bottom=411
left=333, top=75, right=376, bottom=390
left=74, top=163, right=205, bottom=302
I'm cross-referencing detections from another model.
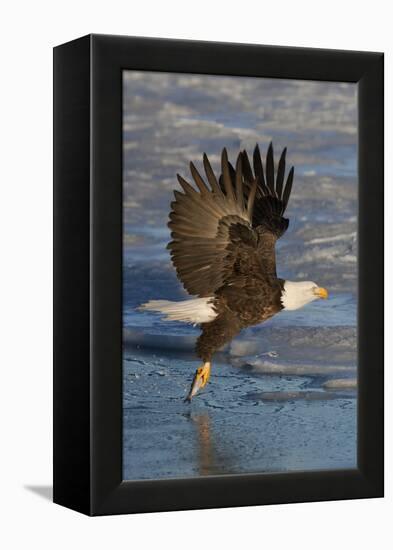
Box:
left=139, top=297, right=217, bottom=324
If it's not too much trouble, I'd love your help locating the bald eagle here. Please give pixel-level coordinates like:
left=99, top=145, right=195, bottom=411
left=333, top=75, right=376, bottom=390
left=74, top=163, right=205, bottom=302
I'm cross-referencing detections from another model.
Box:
left=140, top=143, right=328, bottom=400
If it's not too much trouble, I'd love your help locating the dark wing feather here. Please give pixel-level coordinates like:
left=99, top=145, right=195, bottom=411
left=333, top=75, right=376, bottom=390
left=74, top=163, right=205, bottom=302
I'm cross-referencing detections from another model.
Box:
left=241, top=149, right=254, bottom=182
left=265, top=142, right=275, bottom=194
left=241, top=142, right=294, bottom=239
left=282, top=166, right=294, bottom=214
left=168, top=150, right=259, bottom=297
left=275, top=147, right=287, bottom=198
left=203, top=153, right=223, bottom=196
left=253, top=144, right=266, bottom=190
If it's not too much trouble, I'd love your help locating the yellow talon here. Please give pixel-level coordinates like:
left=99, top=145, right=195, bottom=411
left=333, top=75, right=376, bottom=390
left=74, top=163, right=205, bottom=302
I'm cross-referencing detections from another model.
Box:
left=185, top=362, right=211, bottom=401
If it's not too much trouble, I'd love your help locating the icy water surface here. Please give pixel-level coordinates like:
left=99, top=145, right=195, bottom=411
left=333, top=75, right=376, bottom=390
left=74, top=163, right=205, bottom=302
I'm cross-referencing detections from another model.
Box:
left=122, top=72, right=358, bottom=480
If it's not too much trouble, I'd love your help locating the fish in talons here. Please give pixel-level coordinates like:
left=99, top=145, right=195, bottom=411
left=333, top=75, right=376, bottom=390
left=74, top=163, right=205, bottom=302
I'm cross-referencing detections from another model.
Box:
left=185, top=362, right=211, bottom=401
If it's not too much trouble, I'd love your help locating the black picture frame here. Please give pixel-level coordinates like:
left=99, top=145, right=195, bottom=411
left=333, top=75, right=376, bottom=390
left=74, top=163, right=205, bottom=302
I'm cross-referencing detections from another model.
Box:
left=53, top=34, right=384, bottom=516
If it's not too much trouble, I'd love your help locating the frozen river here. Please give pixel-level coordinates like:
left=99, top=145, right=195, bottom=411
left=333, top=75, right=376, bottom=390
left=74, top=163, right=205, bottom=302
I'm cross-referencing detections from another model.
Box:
left=122, top=71, right=358, bottom=480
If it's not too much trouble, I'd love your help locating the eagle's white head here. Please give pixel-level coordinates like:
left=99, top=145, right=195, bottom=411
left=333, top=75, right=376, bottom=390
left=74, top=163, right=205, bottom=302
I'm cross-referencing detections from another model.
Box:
left=281, top=280, right=328, bottom=311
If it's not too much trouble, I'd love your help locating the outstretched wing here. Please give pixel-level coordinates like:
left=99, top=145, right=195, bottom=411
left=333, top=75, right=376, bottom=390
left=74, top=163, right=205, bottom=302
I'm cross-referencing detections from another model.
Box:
left=240, top=143, right=294, bottom=237
left=168, top=144, right=295, bottom=297
left=167, top=149, right=260, bottom=297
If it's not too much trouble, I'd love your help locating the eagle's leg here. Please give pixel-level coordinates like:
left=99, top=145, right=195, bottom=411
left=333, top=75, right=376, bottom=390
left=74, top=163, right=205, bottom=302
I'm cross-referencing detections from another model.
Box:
left=185, top=362, right=211, bottom=401
left=185, top=313, right=242, bottom=401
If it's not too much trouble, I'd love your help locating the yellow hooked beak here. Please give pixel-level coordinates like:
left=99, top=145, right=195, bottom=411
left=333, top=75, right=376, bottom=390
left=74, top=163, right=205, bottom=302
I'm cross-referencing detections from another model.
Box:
left=314, top=287, right=329, bottom=299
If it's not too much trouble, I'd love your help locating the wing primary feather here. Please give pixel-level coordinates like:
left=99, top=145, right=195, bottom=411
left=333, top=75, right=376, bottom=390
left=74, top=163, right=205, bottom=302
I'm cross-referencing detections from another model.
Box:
left=276, top=147, right=287, bottom=199
left=221, top=148, right=236, bottom=202
left=176, top=174, right=198, bottom=196
left=203, top=153, right=223, bottom=196
left=235, top=154, right=244, bottom=210
left=282, top=166, right=294, bottom=213
left=253, top=144, right=266, bottom=189
left=171, top=194, right=224, bottom=224
left=218, top=174, right=224, bottom=194
left=266, top=142, right=275, bottom=194
left=241, top=150, right=254, bottom=182
left=247, top=177, right=258, bottom=220
left=228, top=161, right=236, bottom=187
left=189, top=161, right=209, bottom=195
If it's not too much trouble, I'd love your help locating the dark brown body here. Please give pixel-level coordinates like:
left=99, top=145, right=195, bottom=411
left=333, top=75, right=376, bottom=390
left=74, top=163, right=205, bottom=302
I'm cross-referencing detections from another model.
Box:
left=196, top=276, right=284, bottom=362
